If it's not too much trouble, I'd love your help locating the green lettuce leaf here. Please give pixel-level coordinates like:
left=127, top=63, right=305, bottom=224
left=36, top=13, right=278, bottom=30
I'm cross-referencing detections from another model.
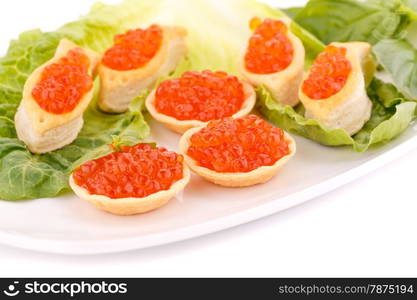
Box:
left=0, top=0, right=322, bottom=113
left=0, top=0, right=322, bottom=114
left=0, top=4, right=152, bottom=201
left=112, top=0, right=324, bottom=73
left=373, top=39, right=417, bottom=100
left=294, top=0, right=410, bottom=45
left=0, top=0, right=172, bottom=201
left=0, top=0, right=324, bottom=201
left=0, top=138, right=70, bottom=201
left=257, top=86, right=417, bottom=152
left=288, top=22, right=325, bottom=67
left=401, top=0, right=417, bottom=20
left=0, top=0, right=160, bottom=114
left=367, top=78, right=406, bottom=108
left=282, top=7, right=303, bottom=19
left=1, top=0, right=413, bottom=200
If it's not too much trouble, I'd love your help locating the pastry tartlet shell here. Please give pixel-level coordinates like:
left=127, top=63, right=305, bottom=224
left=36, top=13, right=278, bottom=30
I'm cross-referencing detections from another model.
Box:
left=299, top=41, right=374, bottom=136
left=179, top=125, right=296, bottom=187
left=70, top=164, right=191, bottom=216
left=146, top=81, right=256, bottom=134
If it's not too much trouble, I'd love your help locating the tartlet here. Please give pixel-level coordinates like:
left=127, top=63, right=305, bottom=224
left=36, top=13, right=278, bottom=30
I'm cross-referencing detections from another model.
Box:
left=179, top=115, right=296, bottom=187
left=299, top=42, right=375, bottom=135
left=146, top=71, right=256, bottom=134
left=14, top=39, right=99, bottom=154
left=98, top=25, right=187, bottom=113
left=69, top=144, right=190, bottom=216
left=240, top=17, right=305, bottom=107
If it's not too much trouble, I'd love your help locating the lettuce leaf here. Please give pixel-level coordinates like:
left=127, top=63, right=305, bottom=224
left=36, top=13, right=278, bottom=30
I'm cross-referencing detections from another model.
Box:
left=373, top=39, right=417, bottom=100
left=112, top=0, right=324, bottom=73
left=0, top=0, right=322, bottom=112
left=401, top=0, right=417, bottom=20
left=1, top=0, right=413, bottom=200
left=279, top=0, right=417, bottom=151
left=367, top=78, right=406, bottom=108
left=0, top=0, right=322, bottom=113
left=0, top=139, right=70, bottom=201
left=0, top=0, right=161, bottom=113
left=0, top=0, right=324, bottom=201
left=0, top=3, right=152, bottom=200
left=294, top=0, right=410, bottom=45
left=257, top=86, right=417, bottom=152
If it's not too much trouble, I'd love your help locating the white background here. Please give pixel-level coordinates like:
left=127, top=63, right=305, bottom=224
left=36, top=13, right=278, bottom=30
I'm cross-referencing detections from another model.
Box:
left=0, top=0, right=416, bottom=277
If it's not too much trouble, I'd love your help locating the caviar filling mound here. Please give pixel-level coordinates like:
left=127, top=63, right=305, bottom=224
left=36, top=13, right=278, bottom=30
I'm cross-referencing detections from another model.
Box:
left=244, top=18, right=294, bottom=75
left=155, top=70, right=245, bottom=122
left=102, top=25, right=163, bottom=71
left=187, top=115, right=290, bottom=173
left=72, top=143, right=184, bottom=199
left=302, top=46, right=352, bottom=100
left=31, top=48, right=93, bottom=114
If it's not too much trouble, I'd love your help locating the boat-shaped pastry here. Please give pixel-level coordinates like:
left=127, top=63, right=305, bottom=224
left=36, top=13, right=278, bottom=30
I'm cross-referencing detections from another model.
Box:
left=15, top=39, right=99, bottom=154
left=179, top=115, right=296, bottom=187
left=146, top=70, right=256, bottom=134
left=70, top=143, right=190, bottom=216
left=240, top=17, right=305, bottom=107
left=98, top=25, right=187, bottom=113
left=299, top=42, right=374, bottom=135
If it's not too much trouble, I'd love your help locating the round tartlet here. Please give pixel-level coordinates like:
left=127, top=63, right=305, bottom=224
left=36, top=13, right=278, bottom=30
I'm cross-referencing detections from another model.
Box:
left=179, top=117, right=296, bottom=187
left=69, top=145, right=191, bottom=216
left=145, top=75, right=256, bottom=134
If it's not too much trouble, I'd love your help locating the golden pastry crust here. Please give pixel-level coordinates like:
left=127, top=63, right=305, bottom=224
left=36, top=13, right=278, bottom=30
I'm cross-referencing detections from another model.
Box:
left=69, top=164, right=191, bottom=216
left=18, top=39, right=99, bottom=135
left=179, top=126, right=296, bottom=187
left=240, top=17, right=305, bottom=107
left=98, top=26, right=187, bottom=113
left=15, top=39, right=99, bottom=154
left=145, top=81, right=256, bottom=134
left=299, top=42, right=373, bottom=136
left=15, top=106, right=84, bottom=154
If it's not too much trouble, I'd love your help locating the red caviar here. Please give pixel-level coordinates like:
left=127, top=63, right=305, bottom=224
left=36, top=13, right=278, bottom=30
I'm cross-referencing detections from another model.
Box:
left=155, top=70, right=245, bottom=122
left=102, top=25, right=163, bottom=71
left=187, top=115, right=290, bottom=173
left=302, top=45, right=352, bottom=100
left=73, top=143, right=184, bottom=199
left=245, top=18, right=294, bottom=74
left=32, top=48, right=92, bottom=114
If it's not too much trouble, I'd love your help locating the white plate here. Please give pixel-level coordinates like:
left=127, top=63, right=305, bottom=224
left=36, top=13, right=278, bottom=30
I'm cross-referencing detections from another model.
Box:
left=1, top=118, right=417, bottom=255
